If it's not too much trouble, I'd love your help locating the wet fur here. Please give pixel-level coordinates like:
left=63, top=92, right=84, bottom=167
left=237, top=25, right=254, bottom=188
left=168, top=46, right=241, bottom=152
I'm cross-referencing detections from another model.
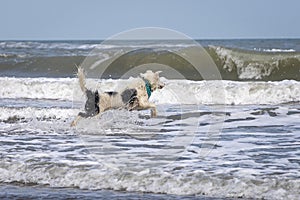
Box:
left=71, top=68, right=164, bottom=126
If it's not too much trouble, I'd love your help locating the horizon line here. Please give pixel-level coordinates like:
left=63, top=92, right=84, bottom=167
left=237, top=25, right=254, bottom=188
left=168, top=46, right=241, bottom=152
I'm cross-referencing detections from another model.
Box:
left=1, top=37, right=300, bottom=41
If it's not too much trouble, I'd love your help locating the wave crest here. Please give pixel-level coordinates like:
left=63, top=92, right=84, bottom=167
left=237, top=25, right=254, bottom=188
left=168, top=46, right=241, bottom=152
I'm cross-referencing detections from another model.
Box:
left=208, top=46, right=300, bottom=80
left=0, top=77, right=299, bottom=105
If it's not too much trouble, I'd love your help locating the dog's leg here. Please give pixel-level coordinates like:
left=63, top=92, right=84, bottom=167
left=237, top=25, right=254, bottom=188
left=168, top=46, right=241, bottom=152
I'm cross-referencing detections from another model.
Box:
left=138, top=101, right=157, bottom=117
left=71, top=67, right=88, bottom=127
left=150, top=107, right=157, bottom=117
left=71, top=115, right=81, bottom=127
left=72, top=68, right=101, bottom=127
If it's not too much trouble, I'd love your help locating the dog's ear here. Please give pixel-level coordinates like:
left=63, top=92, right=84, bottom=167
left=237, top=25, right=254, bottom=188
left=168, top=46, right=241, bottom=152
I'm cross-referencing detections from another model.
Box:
left=155, top=71, right=162, bottom=75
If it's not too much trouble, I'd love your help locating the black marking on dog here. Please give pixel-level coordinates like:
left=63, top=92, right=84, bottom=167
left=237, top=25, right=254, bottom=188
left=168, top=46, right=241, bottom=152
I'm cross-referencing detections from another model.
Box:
left=121, top=89, right=138, bottom=107
left=105, top=91, right=118, bottom=96
left=79, top=89, right=99, bottom=118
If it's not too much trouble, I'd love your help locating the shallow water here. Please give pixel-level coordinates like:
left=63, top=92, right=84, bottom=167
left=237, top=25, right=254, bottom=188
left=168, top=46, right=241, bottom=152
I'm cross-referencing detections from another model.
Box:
left=0, top=91, right=299, bottom=199
left=0, top=39, right=300, bottom=199
left=0, top=184, right=229, bottom=200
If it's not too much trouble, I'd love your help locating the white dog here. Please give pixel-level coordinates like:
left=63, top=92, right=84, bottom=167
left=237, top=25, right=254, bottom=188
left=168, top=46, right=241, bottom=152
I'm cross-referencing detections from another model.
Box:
left=71, top=67, right=165, bottom=126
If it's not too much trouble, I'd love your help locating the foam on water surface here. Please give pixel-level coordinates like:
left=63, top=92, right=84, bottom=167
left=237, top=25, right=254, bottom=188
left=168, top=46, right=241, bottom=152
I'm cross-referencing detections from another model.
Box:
left=1, top=39, right=300, bottom=199
left=0, top=100, right=299, bottom=199
left=0, top=76, right=299, bottom=200
left=0, top=77, right=299, bottom=105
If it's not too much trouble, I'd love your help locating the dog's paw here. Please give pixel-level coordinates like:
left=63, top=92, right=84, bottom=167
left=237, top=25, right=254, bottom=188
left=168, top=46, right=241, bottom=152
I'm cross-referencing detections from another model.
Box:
left=70, top=121, right=76, bottom=127
left=70, top=118, right=78, bottom=127
left=151, top=109, right=157, bottom=117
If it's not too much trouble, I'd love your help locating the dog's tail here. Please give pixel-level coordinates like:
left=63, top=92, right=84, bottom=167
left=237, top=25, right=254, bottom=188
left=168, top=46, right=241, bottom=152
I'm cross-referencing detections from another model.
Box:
left=77, top=67, right=87, bottom=93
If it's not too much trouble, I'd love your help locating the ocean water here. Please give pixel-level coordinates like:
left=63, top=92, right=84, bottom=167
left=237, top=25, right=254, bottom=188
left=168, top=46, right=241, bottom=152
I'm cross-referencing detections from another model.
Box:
left=0, top=39, right=299, bottom=199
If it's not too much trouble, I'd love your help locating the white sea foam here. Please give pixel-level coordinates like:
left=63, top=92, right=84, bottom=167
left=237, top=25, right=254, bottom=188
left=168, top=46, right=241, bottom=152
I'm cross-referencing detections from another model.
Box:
left=262, top=48, right=296, bottom=52
left=0, top=77, right=299, bottom=105
left=212, top=46, right=300, bottom=80
left=0, top=161, right=299, bottom=200
left=0, top=107, right=76, bottom=121
left=0, top=53, right=10, bottom=58
left=253, top=47, right=296, bottom=52
left=214, top=46, right=278, bottom=79
left=0, top=77, right=76, bottom=100
left=0, top=41, right=194, bottom=51
left=0, top=101, right=299, bottom=199
left=0, top=41, right=31, bottom=49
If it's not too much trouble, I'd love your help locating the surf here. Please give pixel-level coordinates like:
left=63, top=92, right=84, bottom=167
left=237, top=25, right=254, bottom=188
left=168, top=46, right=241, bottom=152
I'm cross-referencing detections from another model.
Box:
left=1, top=77, right=299, bottom=105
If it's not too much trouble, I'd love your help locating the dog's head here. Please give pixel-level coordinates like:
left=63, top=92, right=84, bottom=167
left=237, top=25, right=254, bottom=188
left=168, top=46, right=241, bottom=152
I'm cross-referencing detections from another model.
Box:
left=140, top=70, right=165, bottom=91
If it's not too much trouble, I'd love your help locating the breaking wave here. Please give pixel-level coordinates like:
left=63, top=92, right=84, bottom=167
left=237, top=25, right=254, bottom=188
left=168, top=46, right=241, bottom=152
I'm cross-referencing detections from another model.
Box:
left=0, top=161, right=299, bottom=200
left=1, top=46, right=300, bottom=80
left=207, top=46, right=300, bottom=80
left=0, top=77, right=299, bottom=105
